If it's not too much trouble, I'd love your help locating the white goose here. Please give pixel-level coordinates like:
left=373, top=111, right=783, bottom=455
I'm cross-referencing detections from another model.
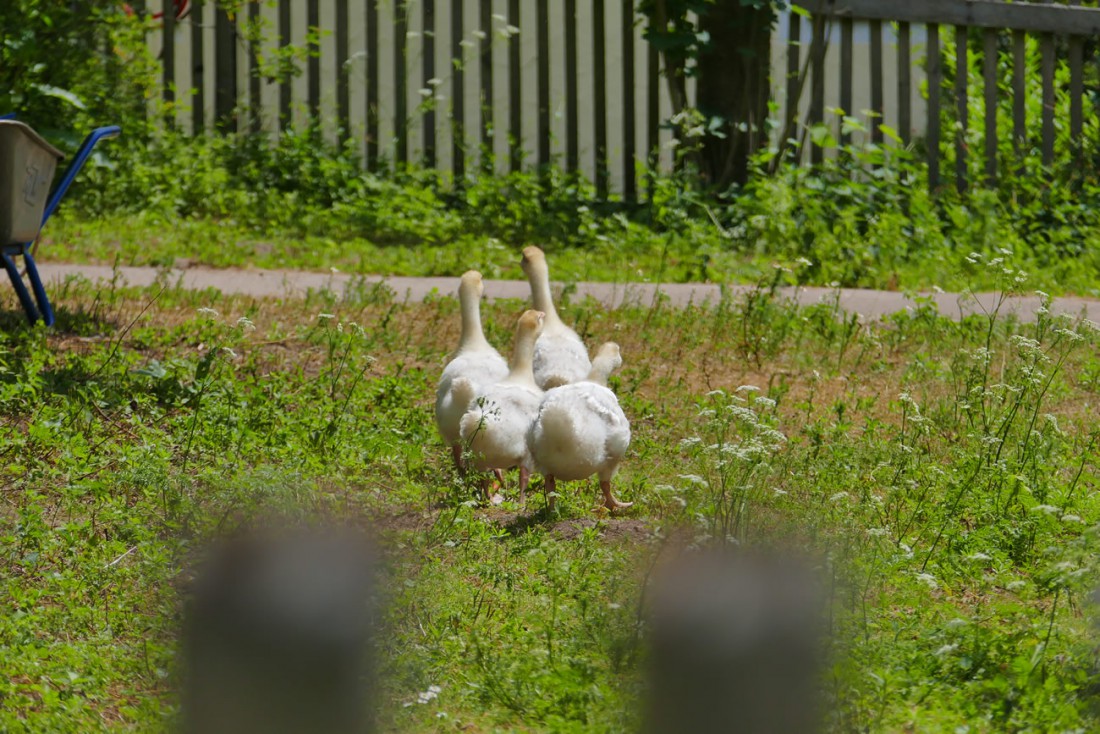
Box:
left=521, top=246, right=591, bottom=389
left=435, top=270, right=509, bottom=471
left=527, top=342, right=632, bottom=512
left=457, top=309, right=546, bottom=500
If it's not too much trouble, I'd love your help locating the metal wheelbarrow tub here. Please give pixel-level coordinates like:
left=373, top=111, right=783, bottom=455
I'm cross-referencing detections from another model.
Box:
left=0, top=114, right=120, bottom=325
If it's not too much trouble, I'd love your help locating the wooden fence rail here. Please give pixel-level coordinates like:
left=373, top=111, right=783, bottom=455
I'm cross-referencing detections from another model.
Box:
left=790, top=0, right=1100, bottom=191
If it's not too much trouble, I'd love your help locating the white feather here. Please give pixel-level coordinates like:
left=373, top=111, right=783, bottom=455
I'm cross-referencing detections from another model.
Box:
left=435, top=273, right=508, bottom=448
left=528, top=381, right=630, bottom=483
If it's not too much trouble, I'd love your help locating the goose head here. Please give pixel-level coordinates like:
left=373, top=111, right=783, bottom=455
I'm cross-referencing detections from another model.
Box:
left=459, top=269, right=485, bottom=299
left=586, top=342, right=622, bottom=386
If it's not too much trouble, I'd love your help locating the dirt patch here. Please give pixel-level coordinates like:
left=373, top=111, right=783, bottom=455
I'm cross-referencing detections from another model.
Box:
left=551, top=517, right=653, bottom=543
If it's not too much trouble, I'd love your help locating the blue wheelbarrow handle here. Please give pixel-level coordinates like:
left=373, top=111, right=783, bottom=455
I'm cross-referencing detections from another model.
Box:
left=42, top=125, right=122, bottom=225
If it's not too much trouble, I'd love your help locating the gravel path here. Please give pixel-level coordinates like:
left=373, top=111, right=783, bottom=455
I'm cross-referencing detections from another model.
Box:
left=32, top=263, right=1100, bottom=323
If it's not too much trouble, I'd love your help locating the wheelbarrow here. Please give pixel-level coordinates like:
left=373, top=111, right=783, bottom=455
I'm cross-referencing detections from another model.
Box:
left=1, top=113, right=121, bottom=325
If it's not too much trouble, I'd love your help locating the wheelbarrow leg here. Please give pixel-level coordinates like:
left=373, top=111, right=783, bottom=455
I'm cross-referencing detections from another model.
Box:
left=2, top=250, right=42, bottom=323
left=2, top=248, right=53, bottom=326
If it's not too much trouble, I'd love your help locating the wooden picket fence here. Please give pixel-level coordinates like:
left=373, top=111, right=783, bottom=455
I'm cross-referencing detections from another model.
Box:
left=148, top=0, right=1100, bottom=194
left=788, top=0, right=1100, bottom=191
left=150, top=0, right=676, bottom=199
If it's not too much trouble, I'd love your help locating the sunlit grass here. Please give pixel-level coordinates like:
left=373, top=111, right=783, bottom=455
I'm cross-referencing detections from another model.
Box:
left=1, top=259, right=1099, bottom=731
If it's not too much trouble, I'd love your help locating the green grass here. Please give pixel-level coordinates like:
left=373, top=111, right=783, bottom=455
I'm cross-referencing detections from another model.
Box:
left=2, top=257, right=1100, bottom=731
left=40, top=205, right=1100, bottom=299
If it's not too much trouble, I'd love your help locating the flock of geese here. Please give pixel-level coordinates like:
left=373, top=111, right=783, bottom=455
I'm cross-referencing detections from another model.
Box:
left=434, top=246, right=633, bottom=512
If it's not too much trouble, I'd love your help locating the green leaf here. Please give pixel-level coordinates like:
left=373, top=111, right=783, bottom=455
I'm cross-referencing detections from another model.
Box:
left=879, top=124, right=903, bottom=144
left=30, top=84, right=86, bottom=110
left=809, top=123, right=836, bottom=149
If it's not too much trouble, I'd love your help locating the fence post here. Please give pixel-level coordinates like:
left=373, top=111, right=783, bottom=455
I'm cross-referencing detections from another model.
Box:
left=191, top=0, right=204, bottom=134
left=785, top=9, right=802, bottom=163
left=423, top=0, right=437, bottom=167
left=622, top=0, right=637, bottom=201
left=367, top=0, right=379, bottom=167
left=1012, top=29, right=1026, bottom=170
left=1040, top=33, right=1055, bottom=168
left=163, top=0, right=176, bottom=126
left=451, top=0, right=466, bottom=179
left=508, top=0, right=522, bottom=173
left=594, top=0, right=609, bottom=195
left=809, top=13, right=825, bottom=164
left=213, top=4, right=237, bottom=133
left=278, top=0, right=291, bottom=126
left=336, top=0, right=350, bottom=139
left=954, top=25, right=968, bottom=193
left=870, top=18, right=883, bottom=145
left=927, top=23, right=941, bottom=190
left=982, top=30, right=998, bottom=185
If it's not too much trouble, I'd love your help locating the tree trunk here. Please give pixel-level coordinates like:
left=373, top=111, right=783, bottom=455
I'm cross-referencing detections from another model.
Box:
left=696, top=2, right=774, bottom=188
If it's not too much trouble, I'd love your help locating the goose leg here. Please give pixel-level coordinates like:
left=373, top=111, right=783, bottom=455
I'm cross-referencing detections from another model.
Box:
left=451, top=444, right=465, bottom=474
left=544, top=474, right=556, bottom=512
left=600, top=480, right=633, bottom=511
left=518, top=466, right=530, bottom=502
left=483, top=471, right=505, bottom=506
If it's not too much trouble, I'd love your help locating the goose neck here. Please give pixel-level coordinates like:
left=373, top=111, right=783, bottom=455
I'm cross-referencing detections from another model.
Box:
left=526, top=264, right=560, bottom=321
left=508, top=329, right=539, bottom=383
left=458, top=288, right=489, bottom=349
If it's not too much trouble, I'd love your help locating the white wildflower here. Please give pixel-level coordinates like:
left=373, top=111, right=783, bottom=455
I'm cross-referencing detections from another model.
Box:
left=417, top=684, right=442, bottom=704
left=934, top=643, right=958, bottom=657
left=915, top=573, right=939, bottom=590
left=829, top=492, right=850, bottom=503
left=966, top=552, right=991, bottom=563
left=471, top=29, right=487, bottom=40
left=236, top=316, right=256, bottom=331
left=196, top=307, right=219, bottom=318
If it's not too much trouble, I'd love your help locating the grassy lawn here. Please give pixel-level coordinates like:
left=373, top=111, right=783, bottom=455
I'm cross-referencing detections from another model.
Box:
left=37, top=204, right=1100, bottom=297
left=2, top=261, right=1099, bottom=731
